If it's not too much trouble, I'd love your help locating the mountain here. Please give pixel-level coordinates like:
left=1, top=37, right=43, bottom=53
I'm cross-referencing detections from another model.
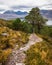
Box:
left=0, top=14, right=27, bottom=20
left=15, top=11, right=28, bottom=15
left=0, top=11, right=28, bottom=20
left=4, top=10, right=15, bottom=14
left=0, top=10, right=52, bottom=20
left=40, top=10, right=52, bottom=19
left=4, top=10, right=28, bottom=15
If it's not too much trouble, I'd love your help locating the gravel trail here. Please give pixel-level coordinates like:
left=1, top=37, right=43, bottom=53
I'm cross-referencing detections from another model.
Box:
left=5, top=34, right=42, bottom=65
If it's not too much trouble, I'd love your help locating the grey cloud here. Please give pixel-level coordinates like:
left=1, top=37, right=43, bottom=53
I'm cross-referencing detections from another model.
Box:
left=11, top=5, right=32, bottom=9
left=38, top=4, right=52, bottom=8
left=0, top=2, right=4, bottom=5
left=0, top=9, right=5, bottom=11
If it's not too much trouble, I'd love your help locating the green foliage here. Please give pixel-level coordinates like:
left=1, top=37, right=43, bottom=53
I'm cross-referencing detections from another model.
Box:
left=21, top=21, right=32, bottom=33
left=40, top=26, right=52, bottom=37
left=11, top=18, right=33, bottom=33
left=25, top=7, right=47, bottom=33
left=12, top=18, right=21, bottom=30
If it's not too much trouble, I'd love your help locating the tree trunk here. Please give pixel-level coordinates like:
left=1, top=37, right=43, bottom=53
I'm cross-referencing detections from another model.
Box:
left=37, top=23, right=41, bottom=33
left=32, top=21, right=35, bottom=33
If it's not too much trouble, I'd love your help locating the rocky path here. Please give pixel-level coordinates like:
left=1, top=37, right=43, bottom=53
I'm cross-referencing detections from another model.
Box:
left=5, top=34, right=42, bottom=65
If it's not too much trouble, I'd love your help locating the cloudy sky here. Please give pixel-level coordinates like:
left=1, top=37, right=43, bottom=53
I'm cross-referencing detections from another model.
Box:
left=0, top=0, right=52, bottom=13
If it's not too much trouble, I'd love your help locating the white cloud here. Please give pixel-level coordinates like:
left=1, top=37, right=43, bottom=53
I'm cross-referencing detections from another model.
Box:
left=0, top=0, right=49, bottom=6
left=0, top=0, right=52, bottom=13
left=0, top=4, right=9, bottom=10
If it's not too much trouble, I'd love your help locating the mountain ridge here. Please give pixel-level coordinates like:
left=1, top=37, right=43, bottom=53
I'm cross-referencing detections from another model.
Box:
left=40, top=10, right=52, bottom=19
left=0, top=10, right=52, bottom=20
left=4, top=10, right=28, bottom=15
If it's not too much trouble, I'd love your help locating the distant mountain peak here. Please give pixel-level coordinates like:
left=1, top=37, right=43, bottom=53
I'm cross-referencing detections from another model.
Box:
left=4, top=10, right=28, bottom=15
left=40, top=10, right=52, bottom=19
left=15, top=11, right=28, bottom=15
left=0, top=10, right=52, bottom=20
left=4, top=10, right=15, bottom=14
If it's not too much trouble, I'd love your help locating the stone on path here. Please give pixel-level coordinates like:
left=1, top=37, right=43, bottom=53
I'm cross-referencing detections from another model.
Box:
left=16, top=63, right=25, bottom=65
